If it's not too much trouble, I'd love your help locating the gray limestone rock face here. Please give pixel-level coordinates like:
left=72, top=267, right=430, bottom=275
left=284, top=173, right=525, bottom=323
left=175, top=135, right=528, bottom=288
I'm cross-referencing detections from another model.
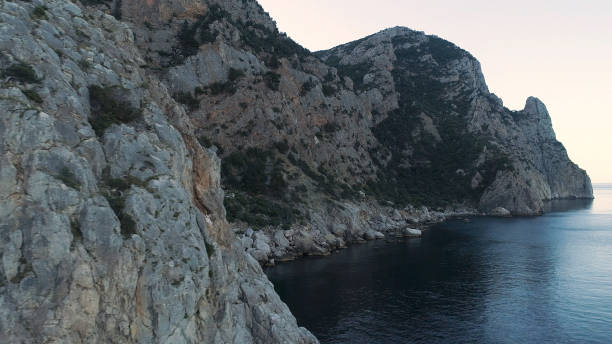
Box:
left=0, top=1, right=316, bottom=343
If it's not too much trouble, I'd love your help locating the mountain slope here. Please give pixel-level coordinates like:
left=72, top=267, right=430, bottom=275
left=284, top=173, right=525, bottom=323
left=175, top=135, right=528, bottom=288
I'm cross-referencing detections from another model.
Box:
left=318, top=27, right=592, bottom=214
left=109, top=0, right=590, bottom=259
left=53, top=0, right=591, bottom=258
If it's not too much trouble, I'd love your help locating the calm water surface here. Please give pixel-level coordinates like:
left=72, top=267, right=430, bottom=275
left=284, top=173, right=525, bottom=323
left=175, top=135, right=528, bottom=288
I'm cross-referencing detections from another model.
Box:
left=265, top=185, right=612, bottom=343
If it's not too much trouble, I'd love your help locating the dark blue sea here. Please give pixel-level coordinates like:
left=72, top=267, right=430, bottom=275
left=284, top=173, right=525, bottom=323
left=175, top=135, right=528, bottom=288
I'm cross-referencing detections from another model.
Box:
left=265, top=184, right=612, bottom=343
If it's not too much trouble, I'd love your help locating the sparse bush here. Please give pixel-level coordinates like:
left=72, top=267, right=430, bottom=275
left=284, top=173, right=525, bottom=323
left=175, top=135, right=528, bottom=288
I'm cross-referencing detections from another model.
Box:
left=228, top=68, right=245, bottom=82
left=81, top=0, right=110, bottom=5
left=79, top=59, right=92, bottom=71
left=426, top=36, right=465, bottom=65
left=174, top=5, right=229, bottom=62
left=104, top=176, right=140, bottom=240
left=23, top=89, right=42, bottom=103
left=224, top=192, right=298, bottom=229
left=205, top=242, right=215, bottom=258
left=198, top=136, right=212, bottom=148
left=108, top=192, right=136, bottom=239
left=119, top=214, right=136, bottom=238
left=57, top=167, right=80, bottom=190
left=174, top=91, right=200, bottom=109
left=3, top=63, right=40, bottom=83
left=264, top=72, right=280, bottom=91
left=70, top=219, right=82, bottom=241
left=322, top=84, right=336, bottom=97
left=88, top=85, right=142, bottom=136
left=106, top=177, right=131, bottom=191
left=31, top=6, right=48, bottom=20
left=322, top=121, right=340, bottom=134
left=208, top=81, right=235, bottom=96
left=177, top=20, right=199, bottom=58
left=222, top=148, right=287, bottom=196
left=300, top=79, right=315, bottom=96
left=336, top=62, right=370, bottom=90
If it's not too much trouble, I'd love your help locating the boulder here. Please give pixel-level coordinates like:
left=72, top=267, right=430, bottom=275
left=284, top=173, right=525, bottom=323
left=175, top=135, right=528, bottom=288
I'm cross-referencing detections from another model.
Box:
left=491, top=207, right=512, bottom=217
left=404, top=228, right=422, bottom=237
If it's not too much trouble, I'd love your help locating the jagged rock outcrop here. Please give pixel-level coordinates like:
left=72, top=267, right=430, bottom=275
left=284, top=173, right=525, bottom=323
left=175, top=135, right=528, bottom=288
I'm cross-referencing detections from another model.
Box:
left=0, top=1, right=315, bottom=343
left=318, top=27, right=592, bottom=215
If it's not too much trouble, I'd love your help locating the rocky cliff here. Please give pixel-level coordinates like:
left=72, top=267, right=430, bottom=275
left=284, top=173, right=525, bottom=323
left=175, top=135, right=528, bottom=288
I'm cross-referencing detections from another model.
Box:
left=0, top=0, right=592, bottom=343
left=0, top=1, right=315, bottom=342
left=317, top=27, right=592, bottom=215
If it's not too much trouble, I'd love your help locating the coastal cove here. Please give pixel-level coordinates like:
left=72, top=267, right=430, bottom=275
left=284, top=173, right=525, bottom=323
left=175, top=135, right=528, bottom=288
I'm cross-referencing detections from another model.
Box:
left=265, top=185, right=612, bottom=343
left=0, top=1, right=600, bottom=342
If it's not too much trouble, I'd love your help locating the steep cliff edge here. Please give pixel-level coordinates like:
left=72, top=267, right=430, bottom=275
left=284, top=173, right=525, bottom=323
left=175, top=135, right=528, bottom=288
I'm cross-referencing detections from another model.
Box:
left=318, top=27, right=592, bottom=215
left=0, top=1, right=315, bottom=342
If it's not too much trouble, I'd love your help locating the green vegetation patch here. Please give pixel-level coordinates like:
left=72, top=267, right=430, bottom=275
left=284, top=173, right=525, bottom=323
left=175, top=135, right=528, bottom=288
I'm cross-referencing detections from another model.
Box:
left=31, top=6, right=48, bottom=20
left=367, top=60, right=512, bottom=205
left=192, top=68, right=244, bottom=98
left=426, top=36, right=466, bottom=65
left=174, top=5, right=230, bottom=62
left=368, top=51, right=508, bottom=207
left=393, top=35, right=467, bottom=67
left=23, top=89, right=43, bottom=103
left=88, top=85, right=142, bottom=137
left=208, top=81, right=235, bottom=96
left=300, top=78, right=316, bottom=96
left=102, top=173, right=145, bottom=239
left=324, top=57, right=371, bottom=91
left=79, top=58, right=92, bottom=71
left=174, top=91, right=200, bottom=110
left=322, top=84, right=337, bottom=97
left=3, top=63, right=40, bottom=84
left=172, top=4, right=309, bottom=67
left=263, top=72, right=281, bottom=91
left=224, top=192, right=299, bottom=230
left=205, top=241, right=215, bottom=258
left=228, top=67, right=245, bottom=82
left=222, top=148, right=287, bottom=196
left=57, top=167, right=81, bottom=190
left=286, top=154, right=356, bottom=200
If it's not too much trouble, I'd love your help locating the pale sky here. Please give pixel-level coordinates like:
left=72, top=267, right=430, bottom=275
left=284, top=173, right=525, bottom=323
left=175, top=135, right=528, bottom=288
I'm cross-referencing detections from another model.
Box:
left=258, top=0, right=612, bottom=183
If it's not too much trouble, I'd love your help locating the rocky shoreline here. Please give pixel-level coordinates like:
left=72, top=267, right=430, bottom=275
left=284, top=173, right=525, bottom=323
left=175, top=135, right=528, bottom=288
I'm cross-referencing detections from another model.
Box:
left=234, top=202, right=480, bottom=266
left=237, top=198, right=592, bottom=267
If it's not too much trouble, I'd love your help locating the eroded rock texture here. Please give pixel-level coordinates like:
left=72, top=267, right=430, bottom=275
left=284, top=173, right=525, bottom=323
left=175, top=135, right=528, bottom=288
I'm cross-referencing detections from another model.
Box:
left=0, top=1, right=315, bottom=342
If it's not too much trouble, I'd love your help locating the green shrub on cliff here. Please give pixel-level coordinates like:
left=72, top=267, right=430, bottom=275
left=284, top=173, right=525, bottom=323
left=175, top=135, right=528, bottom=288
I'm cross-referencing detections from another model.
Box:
left=224, top=192, right=297, bottom=229
left=264, top=72, right=281, bottom=91
left=3, top=63, right=40, bottom=83
left=88, top=85, right=142, bottom=136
